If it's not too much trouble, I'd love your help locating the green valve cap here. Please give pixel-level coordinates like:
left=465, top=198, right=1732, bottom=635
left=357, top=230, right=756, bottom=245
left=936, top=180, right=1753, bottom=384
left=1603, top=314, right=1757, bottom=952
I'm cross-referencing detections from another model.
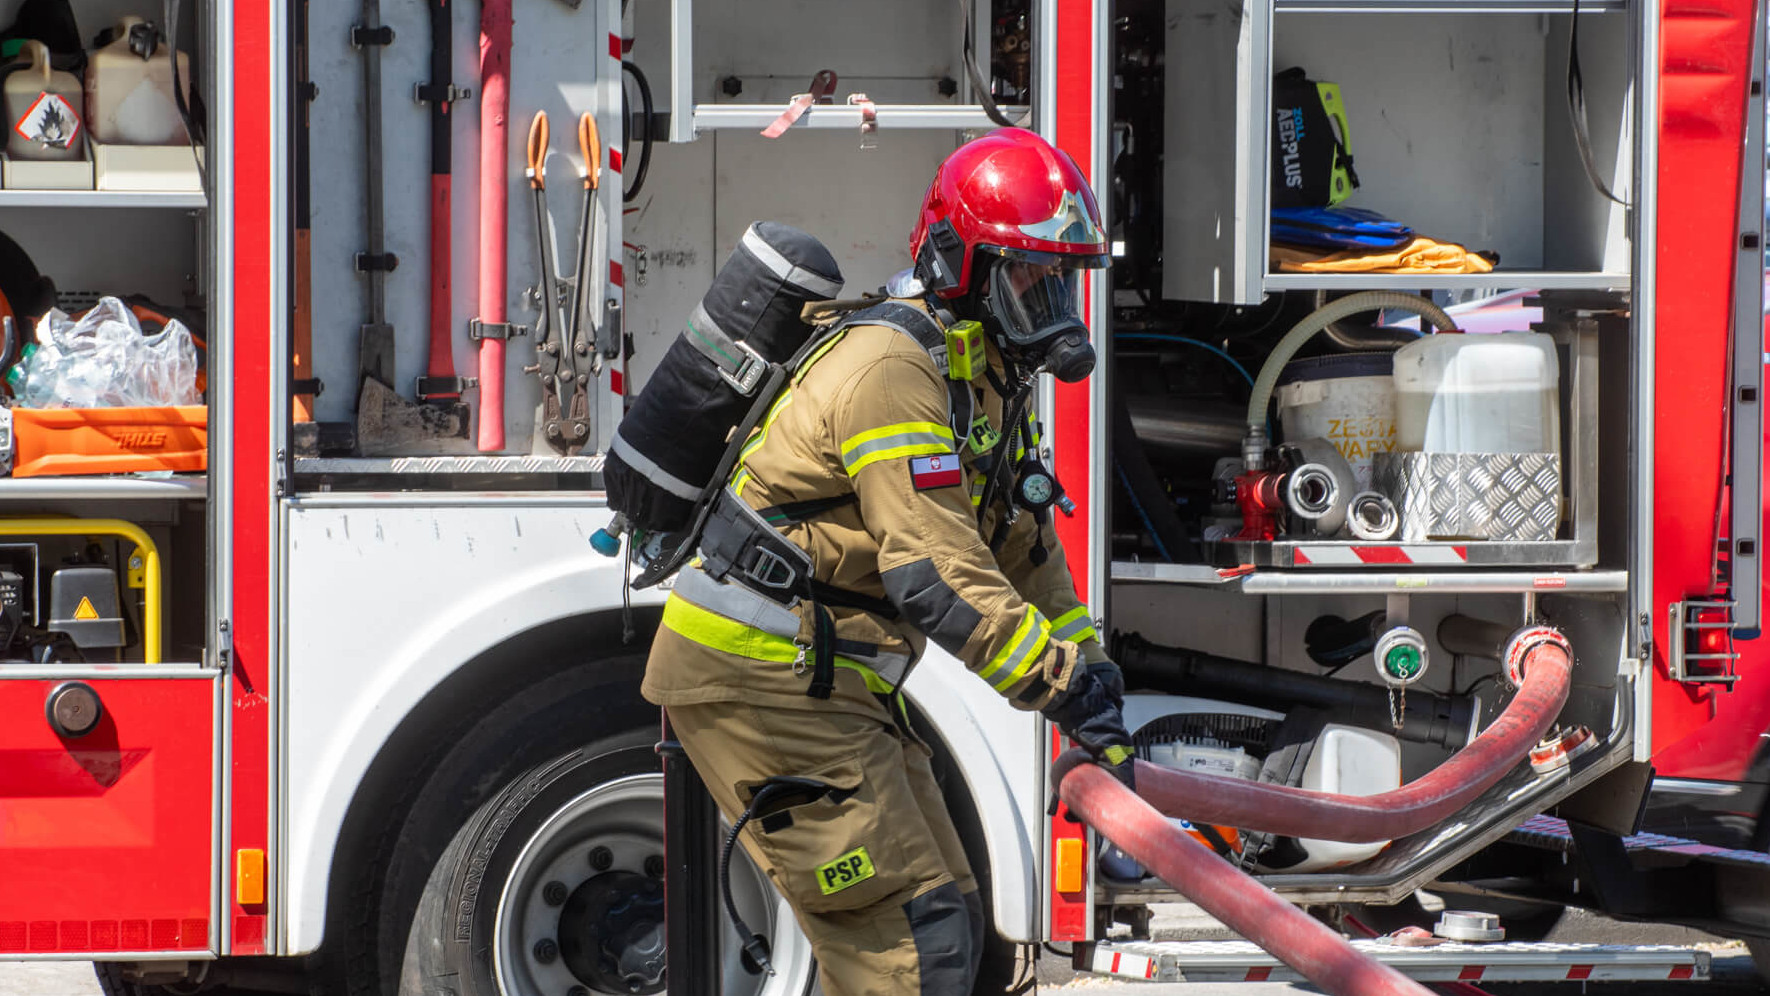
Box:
left=1384, top=644, right=1423, bottom=680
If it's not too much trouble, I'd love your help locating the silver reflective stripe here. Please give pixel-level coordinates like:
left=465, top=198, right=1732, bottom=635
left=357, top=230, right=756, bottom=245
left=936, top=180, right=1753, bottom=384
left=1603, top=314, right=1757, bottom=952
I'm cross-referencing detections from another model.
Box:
left=684, top=304, right=744, bottom=374
left=674, top=564, right=802, bottom=638
left=841, top=646, right=914, bottom=687
left=839, top=429, right=956, bottom=475
left=741, top=227, right=844, bottom=299
left=1050, top=610, right=1097, bottom=643
left=609, top=430, right=703, bottom=500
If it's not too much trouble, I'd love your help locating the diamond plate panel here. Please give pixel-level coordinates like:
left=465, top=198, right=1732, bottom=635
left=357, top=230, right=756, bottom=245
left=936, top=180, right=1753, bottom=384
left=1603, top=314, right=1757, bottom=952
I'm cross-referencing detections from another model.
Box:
left=1374, top=453, right=1562, bottom=542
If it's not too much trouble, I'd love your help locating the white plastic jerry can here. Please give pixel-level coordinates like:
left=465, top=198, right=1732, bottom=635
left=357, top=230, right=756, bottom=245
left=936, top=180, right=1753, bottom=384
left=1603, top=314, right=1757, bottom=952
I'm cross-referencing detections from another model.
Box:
left=5, top=40, right=84, bottom=161
left=84, top=17, right=192, bottom=146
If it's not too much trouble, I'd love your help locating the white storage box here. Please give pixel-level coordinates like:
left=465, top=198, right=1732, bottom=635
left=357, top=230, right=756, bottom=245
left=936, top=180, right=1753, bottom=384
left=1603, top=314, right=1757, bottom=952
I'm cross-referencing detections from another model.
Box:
left=91, top=140, right=204, bottom=192
left=2, top=148, right=94, bottom=189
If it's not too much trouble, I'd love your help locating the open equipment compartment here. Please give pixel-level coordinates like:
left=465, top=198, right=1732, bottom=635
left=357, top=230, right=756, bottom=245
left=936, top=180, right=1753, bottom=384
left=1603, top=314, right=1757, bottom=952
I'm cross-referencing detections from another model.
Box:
left=0, top=0, right=216, bottom=670
left=286, top=0, right=1031, bottom=489
left=1093, top=0, right=1650, bottom=915
left=1164, top=0, right=1635, bottom=304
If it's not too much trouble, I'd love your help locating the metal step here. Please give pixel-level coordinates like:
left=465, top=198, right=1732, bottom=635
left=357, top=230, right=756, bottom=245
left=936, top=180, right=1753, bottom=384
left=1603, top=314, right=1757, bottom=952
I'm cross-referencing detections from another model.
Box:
left=1083, top=938, right=1710, bottom=984
left=1507, top=814, right=1770, bottom=869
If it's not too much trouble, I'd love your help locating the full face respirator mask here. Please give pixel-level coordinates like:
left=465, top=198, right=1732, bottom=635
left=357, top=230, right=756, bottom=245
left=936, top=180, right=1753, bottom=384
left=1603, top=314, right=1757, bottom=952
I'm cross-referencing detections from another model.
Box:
left=985, top=255, right=1096, bottom=383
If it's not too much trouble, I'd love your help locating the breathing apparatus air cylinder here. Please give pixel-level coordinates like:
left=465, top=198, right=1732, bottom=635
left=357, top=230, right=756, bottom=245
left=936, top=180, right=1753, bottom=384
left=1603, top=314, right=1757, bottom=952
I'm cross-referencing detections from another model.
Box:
left=601, top=222, right=844, bottom=550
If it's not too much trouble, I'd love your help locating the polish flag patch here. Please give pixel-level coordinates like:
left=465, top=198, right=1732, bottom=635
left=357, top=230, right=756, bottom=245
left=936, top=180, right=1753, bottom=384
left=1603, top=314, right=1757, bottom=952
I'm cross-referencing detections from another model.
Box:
left=909, top=454, right=963, bottom=490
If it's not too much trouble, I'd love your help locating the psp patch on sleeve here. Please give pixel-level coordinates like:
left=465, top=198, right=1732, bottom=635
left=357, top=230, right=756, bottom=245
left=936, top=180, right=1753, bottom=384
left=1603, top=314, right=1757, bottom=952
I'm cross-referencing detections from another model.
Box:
left=909, top=454, right=963, bottom=490
left=816, top=846, right=876, bottom=895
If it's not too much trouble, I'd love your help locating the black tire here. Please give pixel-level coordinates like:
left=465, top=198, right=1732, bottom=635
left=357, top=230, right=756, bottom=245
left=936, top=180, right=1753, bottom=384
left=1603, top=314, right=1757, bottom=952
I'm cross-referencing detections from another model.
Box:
left=1747, top=939, right=1770, bottom=982
left=324, top=655, right=653, bottom=996
left=400, top=735, right=818, bottom=996
left=322, top=650, right=816, bottom=996
left=92, top=963, right=163, bottom=996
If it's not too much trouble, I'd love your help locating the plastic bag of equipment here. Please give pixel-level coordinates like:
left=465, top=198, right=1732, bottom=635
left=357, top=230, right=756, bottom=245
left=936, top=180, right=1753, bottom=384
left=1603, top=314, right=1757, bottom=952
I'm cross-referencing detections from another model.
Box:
left=1270, top=67, right=1359, bottom=209
left=10, top=296, right=199, bottom=408
left=604, top=222, right=844, bottom=554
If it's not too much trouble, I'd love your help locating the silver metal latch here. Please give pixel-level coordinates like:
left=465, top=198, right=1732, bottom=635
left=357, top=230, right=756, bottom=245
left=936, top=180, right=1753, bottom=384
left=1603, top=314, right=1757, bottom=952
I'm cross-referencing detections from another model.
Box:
left=719, top=341, right=771, bottom=396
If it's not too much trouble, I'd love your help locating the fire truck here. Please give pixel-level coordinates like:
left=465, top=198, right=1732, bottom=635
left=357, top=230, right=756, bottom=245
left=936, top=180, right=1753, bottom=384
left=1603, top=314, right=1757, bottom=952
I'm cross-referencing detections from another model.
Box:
left=2, top=0, right=1769, bottom=992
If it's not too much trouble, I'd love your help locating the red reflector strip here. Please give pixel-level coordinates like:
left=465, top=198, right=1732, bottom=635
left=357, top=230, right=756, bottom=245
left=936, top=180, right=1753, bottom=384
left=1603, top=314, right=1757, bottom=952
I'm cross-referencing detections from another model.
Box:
left=1670, top=965, right=1695, bottom=980
left=1110, top=952, right=1121, bottom=974
left=611, top=261, right=624, bottom=288
left=607, top=33, right=621, bottom=59
left=1356, top=545, right=1414, bottom=564
left=608, top=147, right=623, bottom=174
left=1245, top=967, right=1272, bottom=981
left=1145, top=959, right=1156, bottom=980
left=1567, top=965, right=1593, bottom=980
left=1458, top=966, right=1485, bottom=981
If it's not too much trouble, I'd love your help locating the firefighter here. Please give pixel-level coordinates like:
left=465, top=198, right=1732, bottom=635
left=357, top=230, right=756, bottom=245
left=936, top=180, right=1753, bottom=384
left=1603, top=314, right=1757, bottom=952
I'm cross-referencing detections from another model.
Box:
left=641, top=127, right=1134, bottom=996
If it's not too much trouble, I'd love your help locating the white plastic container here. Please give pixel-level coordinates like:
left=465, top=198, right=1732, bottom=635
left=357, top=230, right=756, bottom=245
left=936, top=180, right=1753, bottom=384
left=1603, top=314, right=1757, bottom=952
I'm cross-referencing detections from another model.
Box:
left=1276, top=352, right=1397, bottom=491
left=5, top=41, right=84, bottom=161
left=1392, top=331, right=1560, bottom=454
left=84, top=18, right=191, bottom=146
left=1285, top=723, right=1402, bottom=873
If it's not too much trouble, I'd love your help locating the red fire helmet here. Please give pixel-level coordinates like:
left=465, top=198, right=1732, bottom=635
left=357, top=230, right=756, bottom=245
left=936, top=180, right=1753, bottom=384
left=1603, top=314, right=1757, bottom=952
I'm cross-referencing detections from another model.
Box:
left=909, top=127, right=1109, bottom=299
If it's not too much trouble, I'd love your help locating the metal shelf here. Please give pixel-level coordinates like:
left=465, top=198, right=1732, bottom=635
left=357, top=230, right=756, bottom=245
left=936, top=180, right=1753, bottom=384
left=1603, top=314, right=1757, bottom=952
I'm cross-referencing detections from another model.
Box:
left=1250, top=537, right=1597, bottom=569
left=1110, top=561, right=1628, bottom=594
left=688, top=103, right=1029, bottom=135
left=0, top=475, right=207, bottom=499
left=1264, top=271, right=1630, bottom=292
left=0, top=189, right=206, bottom=209
left=294, top=455, right=606, bottom=475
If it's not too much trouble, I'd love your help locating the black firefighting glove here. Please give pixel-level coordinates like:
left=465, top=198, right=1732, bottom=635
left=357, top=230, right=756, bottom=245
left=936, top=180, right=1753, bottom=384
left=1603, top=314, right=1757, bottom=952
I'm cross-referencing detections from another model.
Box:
left=1043, top=666, right=1136, bottom=793
left=1087, top=657, right=1125, bottom=708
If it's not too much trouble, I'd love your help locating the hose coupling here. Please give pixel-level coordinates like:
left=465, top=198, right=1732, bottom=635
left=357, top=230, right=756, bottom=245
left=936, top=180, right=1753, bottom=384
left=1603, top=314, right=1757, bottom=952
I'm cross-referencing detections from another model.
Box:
left=1502, top=625, right=1572, bottom=687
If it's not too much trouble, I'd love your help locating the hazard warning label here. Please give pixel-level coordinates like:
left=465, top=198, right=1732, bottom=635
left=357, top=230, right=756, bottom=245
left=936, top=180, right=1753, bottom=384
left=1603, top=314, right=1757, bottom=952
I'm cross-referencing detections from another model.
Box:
left=13, top=91, right=80, bottom=149
left=73, top=596, right=100, bottom=621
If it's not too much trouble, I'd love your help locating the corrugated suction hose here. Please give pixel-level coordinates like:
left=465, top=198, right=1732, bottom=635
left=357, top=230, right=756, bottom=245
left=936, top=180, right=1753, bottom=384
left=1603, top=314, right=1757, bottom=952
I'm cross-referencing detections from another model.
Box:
left=1055, top=629, right=1574, bottom=996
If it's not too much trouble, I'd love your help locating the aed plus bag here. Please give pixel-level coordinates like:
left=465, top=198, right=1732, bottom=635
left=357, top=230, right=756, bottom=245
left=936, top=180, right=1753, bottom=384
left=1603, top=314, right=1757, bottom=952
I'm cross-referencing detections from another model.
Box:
left=1270, top=67, right=1359, bottom=209
left=601, top=221, right=844, bottom=578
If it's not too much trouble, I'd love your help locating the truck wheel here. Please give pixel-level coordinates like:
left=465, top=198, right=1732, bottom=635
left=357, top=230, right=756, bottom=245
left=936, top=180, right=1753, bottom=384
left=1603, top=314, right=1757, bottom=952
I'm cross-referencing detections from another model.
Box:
left=400, top=735, right=817, bottom=996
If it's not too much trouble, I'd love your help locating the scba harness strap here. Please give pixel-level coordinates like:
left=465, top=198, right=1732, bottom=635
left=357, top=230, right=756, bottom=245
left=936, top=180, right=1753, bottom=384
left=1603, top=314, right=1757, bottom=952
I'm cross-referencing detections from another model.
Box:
left=695, top=299, right=974, bottom=699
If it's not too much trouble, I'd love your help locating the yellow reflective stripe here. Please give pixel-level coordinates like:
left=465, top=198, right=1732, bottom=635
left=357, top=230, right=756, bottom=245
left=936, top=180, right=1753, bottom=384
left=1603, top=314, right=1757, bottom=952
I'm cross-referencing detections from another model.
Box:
left=1103, top=744, right=1134, bottom=766
left=836, top=660, right=894, bottom=694
left=740, top=389, right=796, bottom=462
left=793, top=330, right=848, bottom=384
left=663, top=595, right=800, bottom=664
left=1051, top=606, right=1098, bottom=644
left=727, top=389, right=796, bottom=491
left=969, top=473, right=986, bottom=507
left=991, top=614, right=1051, bottom=692
left=663, top=594, right=888, bottom=687
left=979, top=609, right=1051, bottom=692
left=839, top=421, right=955, bottom=476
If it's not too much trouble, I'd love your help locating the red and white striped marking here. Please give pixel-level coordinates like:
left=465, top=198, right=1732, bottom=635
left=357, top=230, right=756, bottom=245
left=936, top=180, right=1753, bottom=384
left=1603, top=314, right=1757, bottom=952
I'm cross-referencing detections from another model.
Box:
left=1292, top=544, right=1468, bottom=566
left=1082, top=940, right=1709, bottom=985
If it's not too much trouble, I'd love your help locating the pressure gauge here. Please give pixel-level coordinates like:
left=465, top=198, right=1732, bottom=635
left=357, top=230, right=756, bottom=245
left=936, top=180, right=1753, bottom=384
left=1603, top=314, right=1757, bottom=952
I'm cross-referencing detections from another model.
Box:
left=1015, top=463, right=1057, bottom=511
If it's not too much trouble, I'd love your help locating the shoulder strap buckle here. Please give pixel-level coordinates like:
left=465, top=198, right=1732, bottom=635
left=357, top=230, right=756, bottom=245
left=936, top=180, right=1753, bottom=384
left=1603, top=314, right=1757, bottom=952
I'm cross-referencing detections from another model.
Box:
left=718, top=340, right=771, bottom=396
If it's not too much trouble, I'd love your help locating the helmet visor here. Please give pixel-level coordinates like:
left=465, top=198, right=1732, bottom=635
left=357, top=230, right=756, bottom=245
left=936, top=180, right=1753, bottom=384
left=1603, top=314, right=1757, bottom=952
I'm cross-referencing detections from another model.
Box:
left=988, top=258, right=1086, bottom=349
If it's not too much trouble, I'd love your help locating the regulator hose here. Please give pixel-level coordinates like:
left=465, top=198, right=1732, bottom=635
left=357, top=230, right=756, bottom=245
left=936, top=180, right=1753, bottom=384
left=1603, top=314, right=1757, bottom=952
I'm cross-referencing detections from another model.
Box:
left=1245, top=291, right=1458, bottom=430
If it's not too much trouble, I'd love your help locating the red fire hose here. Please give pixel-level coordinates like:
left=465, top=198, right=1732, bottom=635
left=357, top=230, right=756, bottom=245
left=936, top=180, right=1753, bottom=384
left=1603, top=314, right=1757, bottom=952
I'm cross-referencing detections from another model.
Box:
left=1062, top=763, right=1432, bottom=996
left=1054, top=629, right=1574, bottom=996
left=476, top=0, right=512, bottom=451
